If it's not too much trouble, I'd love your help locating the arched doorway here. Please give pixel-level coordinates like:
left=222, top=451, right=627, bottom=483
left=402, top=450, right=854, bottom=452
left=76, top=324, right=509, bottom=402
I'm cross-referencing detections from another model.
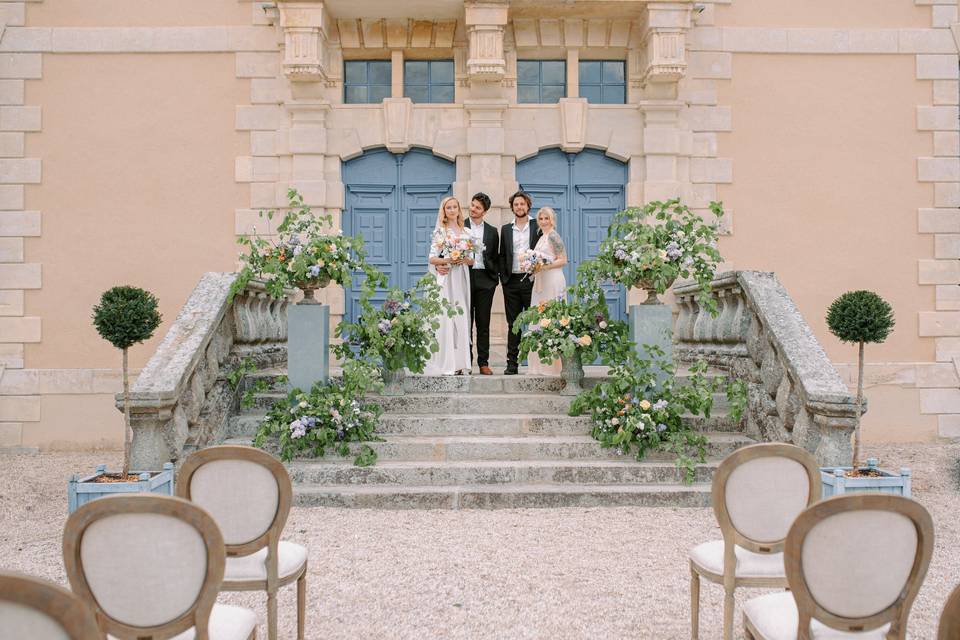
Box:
left=517, top=148, right=627, bottom=322
left=342, top=148, right=455, bottom=323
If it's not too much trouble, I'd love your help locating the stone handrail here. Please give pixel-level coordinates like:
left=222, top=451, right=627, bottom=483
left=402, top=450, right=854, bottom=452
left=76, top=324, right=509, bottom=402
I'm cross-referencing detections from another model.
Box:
left=118, top=273, right=294, bottom=470
left=673, top=271, right=859, bottom=466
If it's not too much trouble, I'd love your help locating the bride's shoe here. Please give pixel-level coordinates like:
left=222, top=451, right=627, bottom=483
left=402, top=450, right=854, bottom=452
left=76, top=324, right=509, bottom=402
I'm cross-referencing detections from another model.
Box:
left=454, top=369, right=464, bottom=375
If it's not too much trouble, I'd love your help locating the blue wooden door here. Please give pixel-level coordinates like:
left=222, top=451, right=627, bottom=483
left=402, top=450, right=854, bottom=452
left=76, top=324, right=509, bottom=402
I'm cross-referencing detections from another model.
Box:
left=342, top=148, right=454, bottom=322
left=517, top=148, right=627, bottom=322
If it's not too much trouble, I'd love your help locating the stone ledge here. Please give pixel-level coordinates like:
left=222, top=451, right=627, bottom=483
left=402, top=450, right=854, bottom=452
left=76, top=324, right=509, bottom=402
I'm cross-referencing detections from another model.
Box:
left=0, top=27, right=278, bottom=53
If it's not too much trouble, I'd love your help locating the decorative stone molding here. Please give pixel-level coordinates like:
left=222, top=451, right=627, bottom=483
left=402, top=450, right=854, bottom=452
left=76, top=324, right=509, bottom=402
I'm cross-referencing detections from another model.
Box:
left=510, top=18, right=634, bottom=49
left=383, top=98, right=413, bottom=154
left=335, top=18, right=456, bottom=49
left=121, top=273, right=293, bottom=470
left=464, top=2, right=509, bottom=82
left=632, top=2, right=693, bottom=88
left=558, top=98, right=588, bottom=153
left=675, top=271, right=861, bottom=466
left=277, top=1, right=333, bottom=82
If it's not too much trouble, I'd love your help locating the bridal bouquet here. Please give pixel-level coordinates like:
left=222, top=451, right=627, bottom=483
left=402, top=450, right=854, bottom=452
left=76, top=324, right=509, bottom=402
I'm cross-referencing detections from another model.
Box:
left=229, top=188, right=385, bottom=302
left=432, top=230, right=481, bottom=264
left=519, top=249, right=553, bottom=281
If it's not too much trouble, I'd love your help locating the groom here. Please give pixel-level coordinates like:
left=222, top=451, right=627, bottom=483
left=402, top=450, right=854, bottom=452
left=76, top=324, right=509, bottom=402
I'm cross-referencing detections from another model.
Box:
left=464, top=193, right=500, bottom=375
left=499, top=190, right=540, bottom=375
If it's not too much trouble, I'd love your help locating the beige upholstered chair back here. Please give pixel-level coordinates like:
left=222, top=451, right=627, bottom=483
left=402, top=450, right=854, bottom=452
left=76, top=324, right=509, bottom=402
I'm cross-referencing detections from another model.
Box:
left=0, top=572, right=101, bottom=640
left=785, top=494, right=934, bottom=637
left=939, top=582, right=960, bottom=640
left=178, top=445, right=292, bottom=555
left=712, top=443, right=821, bottom=552
left=63, top=494, right=225, bottom=639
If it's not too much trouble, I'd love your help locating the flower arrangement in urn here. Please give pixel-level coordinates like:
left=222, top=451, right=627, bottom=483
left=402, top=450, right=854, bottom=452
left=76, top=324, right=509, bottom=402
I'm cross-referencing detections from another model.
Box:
left=581, top=199, right=725, bottom=310
left=229, top=188, right=384, bottom=302
left=336, top=275, right=460, bottom=392
left=253, top=359, right=383, bottom=466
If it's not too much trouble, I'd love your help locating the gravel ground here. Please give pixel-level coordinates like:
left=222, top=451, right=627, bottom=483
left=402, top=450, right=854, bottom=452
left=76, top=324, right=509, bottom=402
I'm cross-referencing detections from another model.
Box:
left=1, top=442, right=958, bottom=639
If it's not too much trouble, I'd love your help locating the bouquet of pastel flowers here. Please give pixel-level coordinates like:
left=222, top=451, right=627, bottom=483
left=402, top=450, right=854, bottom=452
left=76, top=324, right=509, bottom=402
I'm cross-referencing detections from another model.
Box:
left=432, top=230, right=481, bottom=264
left=519, top=248, right=553, bottom=281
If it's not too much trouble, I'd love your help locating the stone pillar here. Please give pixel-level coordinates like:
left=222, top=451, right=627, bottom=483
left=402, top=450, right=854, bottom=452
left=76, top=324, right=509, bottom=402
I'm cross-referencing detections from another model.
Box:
left=288, top=302, right=330, bottom=391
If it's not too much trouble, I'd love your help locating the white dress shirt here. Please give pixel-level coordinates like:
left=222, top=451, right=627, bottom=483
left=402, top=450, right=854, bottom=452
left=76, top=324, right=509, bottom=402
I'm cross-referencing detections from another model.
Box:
left=512, top=221, right=529, bottom=273
left=468, top=222, right=485, bottom=270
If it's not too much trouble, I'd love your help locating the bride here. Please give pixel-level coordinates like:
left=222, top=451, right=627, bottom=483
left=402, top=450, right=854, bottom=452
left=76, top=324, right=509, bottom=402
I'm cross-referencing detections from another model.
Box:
left=527, top=206, right=568, bottom=376
left=424, top=196, right=472, bottom=376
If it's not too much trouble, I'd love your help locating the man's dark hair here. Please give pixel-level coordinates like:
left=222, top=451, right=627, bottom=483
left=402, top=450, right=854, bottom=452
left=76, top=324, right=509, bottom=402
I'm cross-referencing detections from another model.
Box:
left=509, top=191, right=532, bottom=211
left=471, top=192, right=491, bottom=212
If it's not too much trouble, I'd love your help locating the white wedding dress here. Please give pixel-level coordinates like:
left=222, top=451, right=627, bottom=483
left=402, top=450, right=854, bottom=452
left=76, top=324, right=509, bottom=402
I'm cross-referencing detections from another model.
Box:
left=424, top=227, right=472, bottom=376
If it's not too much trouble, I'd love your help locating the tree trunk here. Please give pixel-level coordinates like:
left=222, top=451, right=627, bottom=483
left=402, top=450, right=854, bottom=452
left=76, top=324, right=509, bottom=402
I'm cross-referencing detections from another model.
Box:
left=852, top=340, right=864, bottom=473
left=122, top=347, right=131, bottom=478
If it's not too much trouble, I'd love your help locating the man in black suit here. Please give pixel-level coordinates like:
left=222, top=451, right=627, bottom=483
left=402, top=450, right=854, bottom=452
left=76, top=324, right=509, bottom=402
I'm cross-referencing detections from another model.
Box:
left=464, top=193, right=500, bottom=375
left=499, top=190, right=540, bottom=375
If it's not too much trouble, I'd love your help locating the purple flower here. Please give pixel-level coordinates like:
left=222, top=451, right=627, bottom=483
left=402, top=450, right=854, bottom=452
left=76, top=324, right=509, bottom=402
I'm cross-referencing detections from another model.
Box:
left=657, top=423, right=667, bottom=433
left=377, top=319, right=392, bottom=334
left=653, top=399, right=669, bottom=411
left=384, top=299, right=401, bottom=316
left=289, top=419, right=306, bottom=439
left=307, top=265, right=321, bottom=278
left=301, top=416, right=317, bottom=428
left=614, top=248, right=628, bottom=261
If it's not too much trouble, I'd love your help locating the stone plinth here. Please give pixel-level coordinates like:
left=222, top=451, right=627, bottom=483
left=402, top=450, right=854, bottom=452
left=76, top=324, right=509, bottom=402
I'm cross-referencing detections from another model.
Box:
left=288, top=302, right=329, bottom=392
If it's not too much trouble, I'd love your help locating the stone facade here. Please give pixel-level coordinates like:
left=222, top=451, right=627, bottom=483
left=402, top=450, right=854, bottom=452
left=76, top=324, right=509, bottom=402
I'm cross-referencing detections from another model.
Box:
left=0, top=0, right=956, bottom=450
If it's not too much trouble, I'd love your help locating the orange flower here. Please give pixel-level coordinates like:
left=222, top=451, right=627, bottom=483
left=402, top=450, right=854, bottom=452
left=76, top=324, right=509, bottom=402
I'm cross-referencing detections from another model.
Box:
left=538, top=303, right=546, bottom=312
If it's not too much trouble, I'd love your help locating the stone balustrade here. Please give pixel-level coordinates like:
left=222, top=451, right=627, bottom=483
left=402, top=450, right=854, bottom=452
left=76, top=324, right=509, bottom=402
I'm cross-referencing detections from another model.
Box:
left=118, top=273, right=294, bottom=470
left=674, top=271, right=860, bottom=466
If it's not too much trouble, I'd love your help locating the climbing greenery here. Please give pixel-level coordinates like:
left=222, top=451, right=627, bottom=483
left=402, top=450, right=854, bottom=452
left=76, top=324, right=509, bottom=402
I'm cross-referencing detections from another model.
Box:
left=92, top=286, right=162, bottom=350
left=826, top=290, right=895, bottom=345
left=253, top=358, right=383, bottom=466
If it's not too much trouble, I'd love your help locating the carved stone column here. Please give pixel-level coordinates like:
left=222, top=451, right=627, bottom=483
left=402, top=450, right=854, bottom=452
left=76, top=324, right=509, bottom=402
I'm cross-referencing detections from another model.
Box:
left=464, top=2, right=509, bottom=83
left=278, top=1, right=333, bottom=82
left=630, top=1, right=693, bottom=100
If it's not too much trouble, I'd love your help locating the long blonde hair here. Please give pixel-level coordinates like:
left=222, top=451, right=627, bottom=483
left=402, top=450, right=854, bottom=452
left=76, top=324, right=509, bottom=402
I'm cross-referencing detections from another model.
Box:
left=436, top=196, right=465, bottom=232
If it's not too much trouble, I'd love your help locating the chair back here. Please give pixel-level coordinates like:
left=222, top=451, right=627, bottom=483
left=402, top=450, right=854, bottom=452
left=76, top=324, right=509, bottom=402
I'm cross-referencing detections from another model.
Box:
left=939, top=582, right=960, bottom=640
left=177, top=445, right=292, bottom=557
left=0, top=572, right=101, bottom=640
left=62, top=494, right=225, bottom=640
left=785, top=494, right=934, bottom=637
left=712, top=442, right=821, bottom=554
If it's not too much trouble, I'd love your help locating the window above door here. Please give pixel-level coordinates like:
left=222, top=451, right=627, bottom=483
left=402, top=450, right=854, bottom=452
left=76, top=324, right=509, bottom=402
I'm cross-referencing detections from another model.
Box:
left=344, top=60, right=392, bottom=104
left=517, top=60, right=567, bottom=104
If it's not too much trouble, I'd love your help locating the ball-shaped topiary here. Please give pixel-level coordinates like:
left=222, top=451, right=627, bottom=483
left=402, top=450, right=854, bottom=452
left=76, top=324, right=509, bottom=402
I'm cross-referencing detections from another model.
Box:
left=92, top=286, right=162, bottom=350
left=826, top=290, right=894, bottom=345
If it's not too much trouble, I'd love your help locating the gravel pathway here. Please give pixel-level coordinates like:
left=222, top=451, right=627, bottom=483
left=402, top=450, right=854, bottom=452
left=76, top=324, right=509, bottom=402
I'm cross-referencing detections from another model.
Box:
left=1, top=443, right=958, bottom=639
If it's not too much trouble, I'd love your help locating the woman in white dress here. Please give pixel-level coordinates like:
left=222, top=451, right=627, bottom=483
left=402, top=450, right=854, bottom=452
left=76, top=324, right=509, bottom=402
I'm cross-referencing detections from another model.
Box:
left=424, top=196, right=472, bottom=376
left=527, top=207, right=568, bottom=376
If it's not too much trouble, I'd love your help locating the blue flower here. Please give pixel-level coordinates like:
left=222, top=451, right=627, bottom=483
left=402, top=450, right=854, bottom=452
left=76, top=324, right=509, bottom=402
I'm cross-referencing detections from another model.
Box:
left=307, top=265, right=321, bottom=278
left=653, top=399, right=668, bottom=411
left=657, top=423, right=667, bottom=433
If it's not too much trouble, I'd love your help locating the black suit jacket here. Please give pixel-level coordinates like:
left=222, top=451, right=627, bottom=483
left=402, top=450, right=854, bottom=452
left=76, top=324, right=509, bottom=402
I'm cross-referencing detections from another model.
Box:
left=464, top=219, right=500, bottom=289
left=499, top=218, right=541, bottom=285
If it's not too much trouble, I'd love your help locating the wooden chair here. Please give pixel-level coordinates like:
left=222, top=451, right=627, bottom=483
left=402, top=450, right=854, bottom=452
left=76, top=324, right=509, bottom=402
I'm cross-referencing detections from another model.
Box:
left=743, top=494, right=934, bottom=639
left=938, top=582, right=960, bottom=639
left=178, top=445, right=307, bottom=640
left=690, top=442, right=822, bottom=640
left=0, top=571, right=101, bottom=640
left=63, top=494, right=258, bottom=640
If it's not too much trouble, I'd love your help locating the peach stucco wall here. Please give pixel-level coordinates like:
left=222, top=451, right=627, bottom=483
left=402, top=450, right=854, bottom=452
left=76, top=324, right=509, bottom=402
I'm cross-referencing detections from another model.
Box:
left=715, top=0, right=931, bottom=29
left=716, top=53, right=938, bottom=440
left=24, top=53, right=248, bottom=371
left=27, top=0, right=252, bottom=27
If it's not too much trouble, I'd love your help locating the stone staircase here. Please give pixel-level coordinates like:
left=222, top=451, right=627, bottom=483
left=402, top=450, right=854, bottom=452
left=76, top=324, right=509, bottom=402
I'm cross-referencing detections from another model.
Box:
left=226, top=369, right=753, bottom=509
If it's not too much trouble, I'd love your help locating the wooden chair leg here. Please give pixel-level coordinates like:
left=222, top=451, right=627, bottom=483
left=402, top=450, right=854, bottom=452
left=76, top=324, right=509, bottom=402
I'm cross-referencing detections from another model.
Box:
left=297, top=572, right=307, bottom=640
left=723, top=587, right=735, bottom=640
left=690, top=567, right=700, bottom=640
left=267, top=590, right=278, bottom=640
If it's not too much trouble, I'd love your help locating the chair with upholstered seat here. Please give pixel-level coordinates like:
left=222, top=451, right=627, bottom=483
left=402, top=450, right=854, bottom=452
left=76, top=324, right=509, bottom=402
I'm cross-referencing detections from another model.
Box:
left=939, top=582, right=960, bottom=639
left=690, top=442, right=821, bottom=640
left=177, top=445, right=307, bottom=640
left=743, top=494, right=934, bottom=640
left=63, top=494, right=258, bottom=640
left=0, top=571, right=101, bottom=640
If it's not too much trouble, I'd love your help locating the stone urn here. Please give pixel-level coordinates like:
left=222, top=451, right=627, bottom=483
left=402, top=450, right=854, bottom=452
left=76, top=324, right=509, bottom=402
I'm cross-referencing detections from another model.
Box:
left=294, top=275, right=332, bottom=305
left=560, top=351, right=585, bottom=396
left=634, top=276, right=675, bottom=305
left=382, top=367, right=406, bottom=396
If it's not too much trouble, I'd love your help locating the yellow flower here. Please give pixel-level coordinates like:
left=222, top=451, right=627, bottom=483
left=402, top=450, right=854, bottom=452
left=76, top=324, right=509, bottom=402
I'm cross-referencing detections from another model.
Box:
left=578, top=335, right=592, bottom=346
left=317, top=260, right=325, bottom=267
left=539, top=318, right=551, bottom=328
left=559, top=317, right=570, bottom=327
left=639, top=399, right=651, bottom=410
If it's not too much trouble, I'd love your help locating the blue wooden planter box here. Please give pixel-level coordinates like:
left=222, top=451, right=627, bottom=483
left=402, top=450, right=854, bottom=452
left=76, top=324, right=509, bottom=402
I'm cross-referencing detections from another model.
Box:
left=68, top=463, right=175, bottom=514
left=820, top=458, right=911, bottom=499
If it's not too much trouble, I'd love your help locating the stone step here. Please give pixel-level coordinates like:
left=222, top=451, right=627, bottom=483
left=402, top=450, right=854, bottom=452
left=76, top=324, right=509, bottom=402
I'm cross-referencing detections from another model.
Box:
left=224, top=432, right=753, bottom=462
left=286, top=459, right=717, bottom=486
left=248, top=391, right=731, bottom=415
left=293, top=483, right=712, bottom=509
left=230, top=411, right=737, bottom=439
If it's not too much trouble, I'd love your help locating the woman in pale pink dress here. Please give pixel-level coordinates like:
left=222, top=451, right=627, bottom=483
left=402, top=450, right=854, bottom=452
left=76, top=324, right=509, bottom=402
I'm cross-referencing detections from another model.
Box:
left=527, top=206, right=568, bottom=376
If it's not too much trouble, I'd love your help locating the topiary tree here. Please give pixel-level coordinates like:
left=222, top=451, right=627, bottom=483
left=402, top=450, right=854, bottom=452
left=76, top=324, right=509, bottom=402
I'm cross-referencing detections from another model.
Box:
left=92, top=286, right=162, bottom=477
left=826, top=290, right=894, bottom=472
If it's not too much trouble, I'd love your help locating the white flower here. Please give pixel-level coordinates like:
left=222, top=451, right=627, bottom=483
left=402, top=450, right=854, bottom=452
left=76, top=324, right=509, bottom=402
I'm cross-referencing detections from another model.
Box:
left=299, top=401, right=308, bottom=408
left=293, top=245, right=303, bottom=256
left=599, top=321, right=608, bottom=329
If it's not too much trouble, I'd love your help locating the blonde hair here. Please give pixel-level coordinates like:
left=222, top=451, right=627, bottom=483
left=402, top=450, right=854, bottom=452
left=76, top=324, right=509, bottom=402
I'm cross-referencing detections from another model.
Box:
left=536, top=206, right=557, bottom=227
left=436, top=196, right=465, bottom=231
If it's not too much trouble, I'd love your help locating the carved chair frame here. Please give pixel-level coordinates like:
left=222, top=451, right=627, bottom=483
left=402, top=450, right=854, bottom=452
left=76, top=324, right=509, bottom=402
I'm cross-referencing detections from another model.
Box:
left=0, top=571, right=102, bottom=640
